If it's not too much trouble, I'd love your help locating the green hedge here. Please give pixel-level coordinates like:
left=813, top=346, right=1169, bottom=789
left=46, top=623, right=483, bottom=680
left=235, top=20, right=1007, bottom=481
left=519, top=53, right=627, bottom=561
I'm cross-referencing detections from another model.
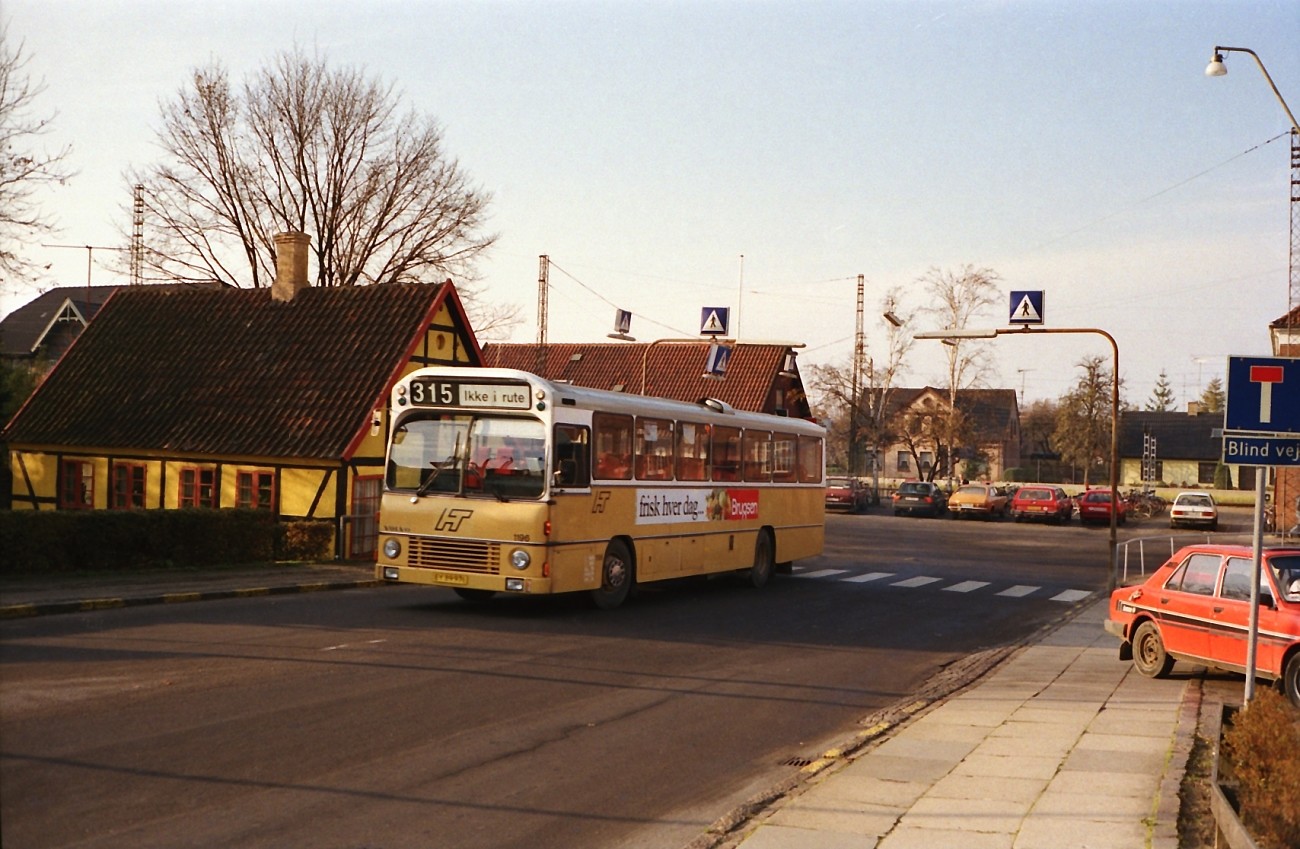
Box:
left=0, top=509, right=335, bottom=575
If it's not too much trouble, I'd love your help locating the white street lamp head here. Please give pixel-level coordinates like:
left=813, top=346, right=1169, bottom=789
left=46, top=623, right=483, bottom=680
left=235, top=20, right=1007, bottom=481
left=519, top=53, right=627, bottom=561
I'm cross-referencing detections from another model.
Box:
left=1205, top=52, right=1227, bottom=77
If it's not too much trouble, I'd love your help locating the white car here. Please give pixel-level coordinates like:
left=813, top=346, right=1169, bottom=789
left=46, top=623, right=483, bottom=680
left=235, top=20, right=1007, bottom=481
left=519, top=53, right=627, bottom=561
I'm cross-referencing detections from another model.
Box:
left=1169, top=490, right=1218, bottom=531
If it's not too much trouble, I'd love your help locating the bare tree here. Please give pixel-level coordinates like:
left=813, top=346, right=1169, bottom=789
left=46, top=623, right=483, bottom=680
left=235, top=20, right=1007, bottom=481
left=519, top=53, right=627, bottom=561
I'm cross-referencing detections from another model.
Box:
left=0, top=19, right=73, bottom=288
left=918, top=264, right=1001, bottom=482
left=126, top=48, right=517, bottom=331
left=1053, top=355, right=1123, bottom=487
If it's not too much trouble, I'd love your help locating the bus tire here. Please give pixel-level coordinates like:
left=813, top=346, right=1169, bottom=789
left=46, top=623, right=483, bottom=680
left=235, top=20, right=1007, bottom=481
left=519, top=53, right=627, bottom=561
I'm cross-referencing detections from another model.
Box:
left=591, top=539, right=634, bottom=610
left=454, top=588, right=496, bottom=603
left=746, top=529, right=776, bottom=589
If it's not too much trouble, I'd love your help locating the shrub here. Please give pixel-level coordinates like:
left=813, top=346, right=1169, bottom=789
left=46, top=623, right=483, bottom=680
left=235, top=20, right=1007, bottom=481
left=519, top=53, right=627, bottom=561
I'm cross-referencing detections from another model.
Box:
left=277, top=520, right=335, bottom=561
left=1223, top=687, right=1300, bottom=849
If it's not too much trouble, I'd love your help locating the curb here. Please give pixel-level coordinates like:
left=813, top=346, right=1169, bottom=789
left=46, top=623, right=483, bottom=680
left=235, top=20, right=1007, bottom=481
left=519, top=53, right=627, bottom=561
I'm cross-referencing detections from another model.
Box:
left=0, top=578, right=383, bottom=619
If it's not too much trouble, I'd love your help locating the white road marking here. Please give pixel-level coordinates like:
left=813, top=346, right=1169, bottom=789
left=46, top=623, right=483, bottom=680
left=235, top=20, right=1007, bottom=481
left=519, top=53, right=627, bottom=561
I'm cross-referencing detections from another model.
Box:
left=998, top=585, right=1039, bottom=597
left=944, top=581, right=990, bottom=593
left=843, top=571, right=895, bottom=583
left=797, top=569, right=850, bottom=579
left=892, top=576, right=943, bottom=588
left=1051, top=589, right=1092, bottom=603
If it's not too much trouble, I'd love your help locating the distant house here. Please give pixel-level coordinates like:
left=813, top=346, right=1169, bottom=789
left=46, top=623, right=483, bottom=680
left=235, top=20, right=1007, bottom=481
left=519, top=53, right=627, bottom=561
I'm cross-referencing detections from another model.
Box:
left=1118, top=409, right=1238, bottom=489
left=1, top=285, right=129, bottom=373
left=480, top=341, right=814, bottom=419
left=1, top=234, right=483, bottom=558
left=876, top=387, right=1021, bottom=481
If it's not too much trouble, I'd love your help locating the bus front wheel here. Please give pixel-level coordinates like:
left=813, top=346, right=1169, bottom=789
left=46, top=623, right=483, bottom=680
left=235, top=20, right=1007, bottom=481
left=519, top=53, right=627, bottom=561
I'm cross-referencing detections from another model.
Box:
left=746, top=529, right=776, bottom=588
left=591, top=539, right=634, bottom=610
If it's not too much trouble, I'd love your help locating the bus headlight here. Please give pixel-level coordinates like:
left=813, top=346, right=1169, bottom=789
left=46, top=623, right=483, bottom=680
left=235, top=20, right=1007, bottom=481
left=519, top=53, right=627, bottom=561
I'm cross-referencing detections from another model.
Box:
left=383, top=538, right=402, bottom=559
left=510, top=548, right=531, bottom=570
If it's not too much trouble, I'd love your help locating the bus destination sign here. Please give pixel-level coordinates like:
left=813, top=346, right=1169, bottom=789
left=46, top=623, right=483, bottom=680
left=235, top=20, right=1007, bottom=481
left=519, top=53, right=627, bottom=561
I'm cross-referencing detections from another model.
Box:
left=409, top=379, right=532, bottom=410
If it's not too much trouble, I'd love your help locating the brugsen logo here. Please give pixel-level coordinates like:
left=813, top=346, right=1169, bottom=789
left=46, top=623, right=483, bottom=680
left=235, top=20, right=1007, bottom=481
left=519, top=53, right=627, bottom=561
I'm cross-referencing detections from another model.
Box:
left=725, top=489, right=760, bottom=521
left=435, top=508, right=474, bottom=532
left=592, top=491, right=612, bottom=514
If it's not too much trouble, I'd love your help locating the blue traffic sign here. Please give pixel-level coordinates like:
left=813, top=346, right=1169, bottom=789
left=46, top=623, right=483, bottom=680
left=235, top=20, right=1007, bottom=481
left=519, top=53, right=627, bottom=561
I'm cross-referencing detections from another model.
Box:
left=1222, top=433, right=1300, bottom=466
left=700, top=307, right=730, bottom=336
left=1225, top=356, right=1300, bottom=435
left=1008, top=291, right=1044, bottom=325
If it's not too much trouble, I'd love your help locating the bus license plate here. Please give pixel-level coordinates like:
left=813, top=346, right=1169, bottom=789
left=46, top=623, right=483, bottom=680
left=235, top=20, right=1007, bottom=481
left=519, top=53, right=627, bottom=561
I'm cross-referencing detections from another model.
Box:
left=431, top=573, right=469, bottom=586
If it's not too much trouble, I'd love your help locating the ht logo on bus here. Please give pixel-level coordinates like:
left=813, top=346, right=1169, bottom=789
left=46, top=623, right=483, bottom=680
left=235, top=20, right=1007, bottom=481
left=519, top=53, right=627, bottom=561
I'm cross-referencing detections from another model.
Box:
left=435, top=508, right=474, bottom=532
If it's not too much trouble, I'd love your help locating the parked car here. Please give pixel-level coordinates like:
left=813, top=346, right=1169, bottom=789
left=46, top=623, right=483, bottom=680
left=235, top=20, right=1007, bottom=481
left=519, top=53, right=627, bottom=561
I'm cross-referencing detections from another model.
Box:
left=1105, top=544, right=1300, bottom=706
left=1169, top=490, right=1219, bottom=531
left=891, top=481, right=947, bottom=517
left=1077, top=488, right=1127, bottom=526
left=947, top=483, right=1009, bottom=520
left=825, top=476, right=869, bottom=513
left=1009, top=486, right=1074, bottom=524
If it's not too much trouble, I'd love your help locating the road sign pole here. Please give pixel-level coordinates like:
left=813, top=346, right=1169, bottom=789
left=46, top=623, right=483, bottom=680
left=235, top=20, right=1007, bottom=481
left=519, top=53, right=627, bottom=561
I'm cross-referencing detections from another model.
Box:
left=1245, top=471, right=1266, bottom=704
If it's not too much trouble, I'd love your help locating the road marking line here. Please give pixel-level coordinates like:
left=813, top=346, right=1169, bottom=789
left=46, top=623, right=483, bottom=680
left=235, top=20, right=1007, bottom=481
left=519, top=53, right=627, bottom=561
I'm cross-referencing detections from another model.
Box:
left=944, top=581, right=990, bottom=593
left=998, top=585, right=1039, bottom=597
left=797, top=569, right=849, bottom=579
left=892, top=576, right=942, bottom=588
left=843, top=571, right=894, bottom=583
left=1051, top=589, right=1092, bottom=603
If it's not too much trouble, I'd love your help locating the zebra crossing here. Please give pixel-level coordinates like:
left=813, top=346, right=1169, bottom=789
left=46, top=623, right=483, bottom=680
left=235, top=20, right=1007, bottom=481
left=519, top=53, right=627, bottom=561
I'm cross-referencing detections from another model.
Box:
left=790, top=566, right=1094, bottom=603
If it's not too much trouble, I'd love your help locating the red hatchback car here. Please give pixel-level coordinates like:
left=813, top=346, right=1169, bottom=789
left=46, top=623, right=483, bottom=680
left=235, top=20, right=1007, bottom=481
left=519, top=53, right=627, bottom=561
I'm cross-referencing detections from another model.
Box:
left=1009, top=486, right=1074, bottom=524
left=1076, top=488, right=1126, bottom=526
left=1105, top=544, right=1300, bottom=706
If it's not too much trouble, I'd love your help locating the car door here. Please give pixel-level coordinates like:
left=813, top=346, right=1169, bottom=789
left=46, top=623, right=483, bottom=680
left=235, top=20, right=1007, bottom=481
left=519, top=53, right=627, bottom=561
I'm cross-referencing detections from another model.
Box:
left=1154, top=552, right=1222, bottom=661
left=1211, top=556, right=1283, bottom=675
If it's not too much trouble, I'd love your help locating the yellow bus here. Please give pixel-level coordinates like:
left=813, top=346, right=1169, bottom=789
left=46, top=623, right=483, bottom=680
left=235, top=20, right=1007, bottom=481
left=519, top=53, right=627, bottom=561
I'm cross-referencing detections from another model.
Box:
left=376, top=367, right=825, bottom=608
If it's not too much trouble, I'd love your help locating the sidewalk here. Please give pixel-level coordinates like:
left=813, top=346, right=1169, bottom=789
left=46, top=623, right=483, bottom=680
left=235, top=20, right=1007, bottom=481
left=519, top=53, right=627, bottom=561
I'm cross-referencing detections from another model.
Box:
left=0, top=561, right=379, bottom=618
left=716, top=599, right=1196, bottom=849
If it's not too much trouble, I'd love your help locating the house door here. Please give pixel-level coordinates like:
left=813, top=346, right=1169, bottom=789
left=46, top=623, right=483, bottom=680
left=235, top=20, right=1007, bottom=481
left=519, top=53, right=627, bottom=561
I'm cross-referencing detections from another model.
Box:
left=350, top=476, right=382, bottom=559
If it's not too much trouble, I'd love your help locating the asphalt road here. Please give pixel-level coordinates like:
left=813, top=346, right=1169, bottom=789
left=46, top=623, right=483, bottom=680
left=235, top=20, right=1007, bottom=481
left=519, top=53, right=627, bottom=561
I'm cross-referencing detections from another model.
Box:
left=1, top=512, right=1118, bottom=849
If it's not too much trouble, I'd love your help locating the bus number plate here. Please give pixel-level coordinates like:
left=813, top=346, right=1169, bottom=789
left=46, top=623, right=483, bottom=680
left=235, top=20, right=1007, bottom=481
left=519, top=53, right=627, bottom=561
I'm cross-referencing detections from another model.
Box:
left=431, top=573, right=470, bottom=586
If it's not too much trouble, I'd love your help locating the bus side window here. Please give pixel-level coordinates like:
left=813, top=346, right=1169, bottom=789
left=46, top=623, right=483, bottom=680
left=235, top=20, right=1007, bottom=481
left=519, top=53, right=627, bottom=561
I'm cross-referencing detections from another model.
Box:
left=711, top=425, right=741, bottom=482
left=553, top=424, right=591, bottom=488
left=593, top=412, right=633, bottom=480
left=676, top=421, right=709, bottom=482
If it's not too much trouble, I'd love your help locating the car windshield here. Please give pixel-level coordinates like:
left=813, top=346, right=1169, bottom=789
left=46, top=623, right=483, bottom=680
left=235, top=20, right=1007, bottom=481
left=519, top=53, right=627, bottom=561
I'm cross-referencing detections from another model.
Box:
left=898, top=483, right=929, bottom=494
left=1177, top=494, right=1214, bottom=507
left=1018, top=488, right=1051, bottom=500
left=827, top=478, right=852, bottom=488
left=957, top=485, right=985, bottom=496
left=1084, top=491, right=1111, bottom=503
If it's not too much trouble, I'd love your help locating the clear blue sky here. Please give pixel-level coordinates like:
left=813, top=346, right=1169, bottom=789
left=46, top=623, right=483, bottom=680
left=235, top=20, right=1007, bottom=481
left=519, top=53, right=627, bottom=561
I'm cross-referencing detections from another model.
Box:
left=4, top=0, right=1298, bottom=407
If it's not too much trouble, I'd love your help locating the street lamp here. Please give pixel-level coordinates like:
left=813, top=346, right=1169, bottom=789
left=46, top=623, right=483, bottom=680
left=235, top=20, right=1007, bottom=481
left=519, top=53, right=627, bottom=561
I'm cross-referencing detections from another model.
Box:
left=1205, top=47, right=1300, bottom=132
left=1206, top=44, right=1297, bottom=703
left=915, top=325, right=1121, bottom=593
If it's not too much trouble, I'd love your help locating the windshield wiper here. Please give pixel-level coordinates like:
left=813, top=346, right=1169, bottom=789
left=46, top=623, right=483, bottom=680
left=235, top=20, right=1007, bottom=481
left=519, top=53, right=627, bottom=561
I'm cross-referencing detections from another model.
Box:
left=412, top=434, right=462, bottom=500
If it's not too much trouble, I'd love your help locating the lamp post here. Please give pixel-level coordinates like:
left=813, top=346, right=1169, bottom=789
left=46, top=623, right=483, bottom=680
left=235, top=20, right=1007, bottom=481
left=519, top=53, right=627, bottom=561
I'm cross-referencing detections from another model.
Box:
left=1206, top=45, right=1297, bottom=703
left=915, top=326, right=1121, bottom=593
left=1205, top=47, right=1300, bottom=132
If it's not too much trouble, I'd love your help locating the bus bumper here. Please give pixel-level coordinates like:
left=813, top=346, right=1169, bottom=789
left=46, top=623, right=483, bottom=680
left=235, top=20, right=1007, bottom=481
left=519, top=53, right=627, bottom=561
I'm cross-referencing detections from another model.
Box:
left=376, top=564, right=553, bottom=595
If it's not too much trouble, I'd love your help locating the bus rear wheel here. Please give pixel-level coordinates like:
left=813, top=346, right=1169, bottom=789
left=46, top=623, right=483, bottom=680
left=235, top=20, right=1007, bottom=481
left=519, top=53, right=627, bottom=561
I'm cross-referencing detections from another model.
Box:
left=746, top=529, right=775, bottom=589
left=591, top=539, right=634, bottom=610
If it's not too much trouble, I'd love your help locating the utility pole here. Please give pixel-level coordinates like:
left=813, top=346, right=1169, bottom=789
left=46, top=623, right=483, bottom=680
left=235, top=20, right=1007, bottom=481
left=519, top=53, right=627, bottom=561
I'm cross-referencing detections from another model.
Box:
left=535, top=255, right=549, bottom=376
left=849, top=274, right=865, bottom=478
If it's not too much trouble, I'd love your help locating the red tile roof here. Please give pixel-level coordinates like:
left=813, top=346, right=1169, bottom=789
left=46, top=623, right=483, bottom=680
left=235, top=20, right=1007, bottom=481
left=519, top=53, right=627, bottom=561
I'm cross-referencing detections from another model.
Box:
left=2, top=283, right=477, bottom=459
left=481, top=341, right=811, bottom=416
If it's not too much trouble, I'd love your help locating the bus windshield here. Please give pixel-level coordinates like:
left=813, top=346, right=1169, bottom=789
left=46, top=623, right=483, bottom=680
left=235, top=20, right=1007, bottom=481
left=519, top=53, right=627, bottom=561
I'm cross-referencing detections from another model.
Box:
left=387, top=413, right=547, bottom=500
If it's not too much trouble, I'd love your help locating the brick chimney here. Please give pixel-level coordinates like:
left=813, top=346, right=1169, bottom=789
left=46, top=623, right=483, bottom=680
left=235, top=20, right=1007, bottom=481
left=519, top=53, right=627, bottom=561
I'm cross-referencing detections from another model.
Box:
left=271, top=232, right=311, bottom=302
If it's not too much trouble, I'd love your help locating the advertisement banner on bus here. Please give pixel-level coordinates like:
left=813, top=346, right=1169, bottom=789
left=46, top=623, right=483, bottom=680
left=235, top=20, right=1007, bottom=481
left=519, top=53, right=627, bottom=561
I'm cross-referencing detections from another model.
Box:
left=634, top=488, right=760, bottom=524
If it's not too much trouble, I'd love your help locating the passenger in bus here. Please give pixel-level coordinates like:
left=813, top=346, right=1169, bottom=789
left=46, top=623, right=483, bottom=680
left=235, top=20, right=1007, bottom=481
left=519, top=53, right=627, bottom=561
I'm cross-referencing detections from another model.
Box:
left=595, top=451, right=630, bottom=479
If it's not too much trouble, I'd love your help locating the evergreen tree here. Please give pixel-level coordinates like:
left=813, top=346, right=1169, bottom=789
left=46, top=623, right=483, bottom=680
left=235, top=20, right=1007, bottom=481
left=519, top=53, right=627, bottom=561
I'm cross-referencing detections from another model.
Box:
left=1146, top=370, right=1176, bottom=412
left=1199, top=377, right=1226, bottom=413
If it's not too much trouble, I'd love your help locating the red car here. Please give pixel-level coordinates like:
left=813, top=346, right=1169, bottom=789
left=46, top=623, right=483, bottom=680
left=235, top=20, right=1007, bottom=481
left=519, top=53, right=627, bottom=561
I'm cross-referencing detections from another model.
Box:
left=1105, top=544, right=1300, bottom=706
left=1076, top=488, right=1126, bottom=526
left=1009, top=486, right=1074, bottom=524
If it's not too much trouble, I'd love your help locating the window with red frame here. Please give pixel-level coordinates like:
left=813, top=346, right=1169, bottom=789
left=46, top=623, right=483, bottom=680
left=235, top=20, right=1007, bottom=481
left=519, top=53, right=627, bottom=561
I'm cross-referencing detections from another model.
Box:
left=236, top=470, right=275, bottom=510
left=60, top=460, right=94, bottom=509
left=112, top=463, right=147, bottom=509
left=179, top=467, right=217, bottom=508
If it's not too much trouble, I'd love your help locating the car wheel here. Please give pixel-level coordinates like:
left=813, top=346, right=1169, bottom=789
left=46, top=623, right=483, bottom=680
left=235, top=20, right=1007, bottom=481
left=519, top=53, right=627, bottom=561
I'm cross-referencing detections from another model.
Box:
left=591, top=539, right=634, bottom=610
left=745, top=529, right=776, bottom=589
left=1282, top=652, right=1300, bottom=708
left=1132, top=621, right=1174, bottom=678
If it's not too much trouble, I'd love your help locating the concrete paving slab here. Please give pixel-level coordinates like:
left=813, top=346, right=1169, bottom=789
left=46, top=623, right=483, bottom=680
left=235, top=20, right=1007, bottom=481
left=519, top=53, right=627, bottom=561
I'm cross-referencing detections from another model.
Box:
left=838, top=753, right=958, bottom=784
left=735, top=823, right=881, bottom=849
left=879, top=824, right=1014, bottom=849
left=926, top=773, right=1050, bottom=804
left=950, top=752, right=1061, bottom=781
left=899, top=794, right=1033, bottom=833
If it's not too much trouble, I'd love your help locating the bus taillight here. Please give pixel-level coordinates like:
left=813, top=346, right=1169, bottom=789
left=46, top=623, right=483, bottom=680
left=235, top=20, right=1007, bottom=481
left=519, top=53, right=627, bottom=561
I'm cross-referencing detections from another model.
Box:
left=544, top=520, right=552, bottom=537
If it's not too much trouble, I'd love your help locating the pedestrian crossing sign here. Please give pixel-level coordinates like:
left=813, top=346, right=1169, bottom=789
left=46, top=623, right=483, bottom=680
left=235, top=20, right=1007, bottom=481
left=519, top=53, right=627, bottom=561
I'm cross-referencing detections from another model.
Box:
left=700, top=307, right=730, bottom=336
left=1009, top=291, right=1044, bottom=325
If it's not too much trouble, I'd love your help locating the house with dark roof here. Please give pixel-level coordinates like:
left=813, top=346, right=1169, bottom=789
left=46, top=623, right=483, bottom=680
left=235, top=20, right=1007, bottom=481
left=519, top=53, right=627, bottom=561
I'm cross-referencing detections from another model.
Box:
left=480, top=341, right=813, bottom=419
left=1, top=234, right=483, bottom=558
left=1, top=285, right=128, bottom=371
left=877, top=387, right=1021, bottom=481
left=1118, top=409, right=1233, bottom=489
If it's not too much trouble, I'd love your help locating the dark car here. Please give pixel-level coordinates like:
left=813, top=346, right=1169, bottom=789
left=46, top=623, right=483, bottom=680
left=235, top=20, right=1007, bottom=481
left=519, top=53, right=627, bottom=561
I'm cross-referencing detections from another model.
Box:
left=1009, top=486, right=1074, bottom=524
left=892, top=481, right=947, bottom=517
left=1077, top=489, right=1127, bottom=526
left=825, top=476, right=869, bottom=513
